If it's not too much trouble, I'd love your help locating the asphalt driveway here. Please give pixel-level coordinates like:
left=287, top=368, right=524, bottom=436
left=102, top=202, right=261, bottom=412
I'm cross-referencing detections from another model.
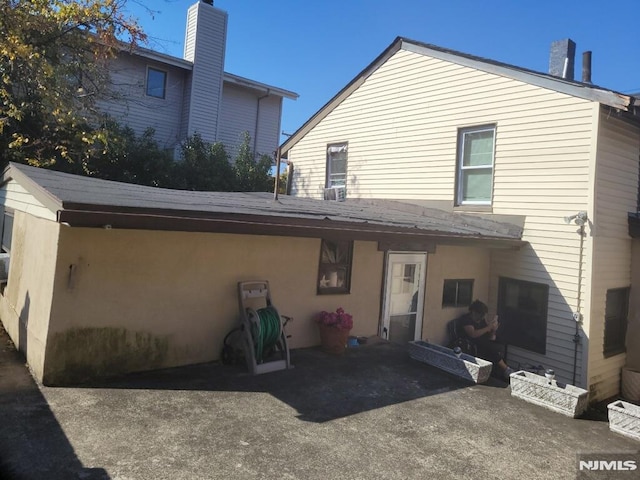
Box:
left=0, top=330, right=638, bottom=480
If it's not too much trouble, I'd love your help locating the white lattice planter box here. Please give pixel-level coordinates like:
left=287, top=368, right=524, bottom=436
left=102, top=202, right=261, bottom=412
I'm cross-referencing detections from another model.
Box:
left=408, top=341, right=492, bottom=384
left=608, top=400, right=640, bottom=441
left=509, top=370, right=588, bottom=418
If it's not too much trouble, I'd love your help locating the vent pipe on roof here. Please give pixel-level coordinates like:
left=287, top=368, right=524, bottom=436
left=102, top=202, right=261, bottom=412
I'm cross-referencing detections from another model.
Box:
left=582, top=51, right=592, bottom=83
left=549, top=39, right=576, bottom=80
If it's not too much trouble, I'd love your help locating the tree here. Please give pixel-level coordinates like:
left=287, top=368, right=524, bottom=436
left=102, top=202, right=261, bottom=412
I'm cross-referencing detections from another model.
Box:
left=232, top=132, right=274, bottom=193
left=176, top=134, right=236, bottom=191
left=0, top=0, right=146, bottom=168
left=85, top=120, right=176, bottom=187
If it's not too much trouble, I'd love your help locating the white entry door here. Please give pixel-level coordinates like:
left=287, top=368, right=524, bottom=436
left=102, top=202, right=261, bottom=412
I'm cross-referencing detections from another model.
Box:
left=381, top=253, right=427, bottom=345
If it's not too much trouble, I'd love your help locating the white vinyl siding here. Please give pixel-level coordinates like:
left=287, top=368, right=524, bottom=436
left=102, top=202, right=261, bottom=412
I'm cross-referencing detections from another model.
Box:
left=587, top=113, right=640, bottom=401
left=219, top=83, right=282, bottom=159
left=0, top=180, right=56, bottom=221
left=97, top=54, right=186, bottom=150
left=288, top=48, right=598, bottom=387
left=182, top=1, right=227, bottom=144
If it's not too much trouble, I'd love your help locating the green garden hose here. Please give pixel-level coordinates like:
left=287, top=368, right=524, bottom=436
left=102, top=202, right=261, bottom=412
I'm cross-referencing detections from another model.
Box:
left=251, top=306, right=282, bottom=362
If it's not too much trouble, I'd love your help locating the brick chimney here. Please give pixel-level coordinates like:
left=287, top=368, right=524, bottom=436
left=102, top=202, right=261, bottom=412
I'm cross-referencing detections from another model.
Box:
left=549, top=39, right=576, bottom=80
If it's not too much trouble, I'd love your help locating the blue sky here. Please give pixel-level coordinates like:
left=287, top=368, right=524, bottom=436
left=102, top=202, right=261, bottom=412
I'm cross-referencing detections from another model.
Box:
left=126, top=0, right=640, bottom=143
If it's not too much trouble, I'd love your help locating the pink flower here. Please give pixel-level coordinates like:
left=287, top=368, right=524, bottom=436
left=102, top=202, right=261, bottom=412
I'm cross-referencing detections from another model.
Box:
left=315, top=307, right=353, bottom=330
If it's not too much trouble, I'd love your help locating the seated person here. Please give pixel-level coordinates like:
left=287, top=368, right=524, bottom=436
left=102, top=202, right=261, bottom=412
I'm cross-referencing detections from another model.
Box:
left=455, top=299, right=514, bottom=380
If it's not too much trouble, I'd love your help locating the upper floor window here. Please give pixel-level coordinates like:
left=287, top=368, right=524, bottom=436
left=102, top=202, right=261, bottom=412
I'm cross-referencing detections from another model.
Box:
left=326, top=143, right=347, bottom=188
left=456, top=125, right=496, bottom=206
left=146, top=67, right=167, bottom=99
left=604, top=287, right=630, bottom=357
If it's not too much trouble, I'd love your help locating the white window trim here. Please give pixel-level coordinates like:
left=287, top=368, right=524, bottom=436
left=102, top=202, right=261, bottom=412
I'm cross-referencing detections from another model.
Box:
left=326, top=142, right=348, bottom=188
left=456, top=125, right=496, bottom=206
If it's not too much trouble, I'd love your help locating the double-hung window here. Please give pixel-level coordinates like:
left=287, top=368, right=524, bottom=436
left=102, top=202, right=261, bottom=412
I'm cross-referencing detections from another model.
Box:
left=456, top=125, right=496, bottom=205
left=146, top=67, right=167, bottom=99
left=326, top=143, right=347, bottom=188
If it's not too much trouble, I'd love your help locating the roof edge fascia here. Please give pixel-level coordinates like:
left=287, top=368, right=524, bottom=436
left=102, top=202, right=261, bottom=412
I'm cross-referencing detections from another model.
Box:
left=223, top=72, right=299, bottom=100
left=280, top=37, right=635, bottom=155
left=57, top=207, right=525, bottom=248
left=280, top=37, right=404, bottom=155
left=402, top=39, right=633, bottom=111
left=3, top=163, right=63, bottom=215
left=123, top=45, right=194, bottom=70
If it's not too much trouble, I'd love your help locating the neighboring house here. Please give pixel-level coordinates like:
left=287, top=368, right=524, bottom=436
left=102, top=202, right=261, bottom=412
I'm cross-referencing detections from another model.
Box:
left=0, top=163, right=522, bottom=385
left=98, top=0, right=298, bottom=157
left=281, top=37, right=640, bottom=402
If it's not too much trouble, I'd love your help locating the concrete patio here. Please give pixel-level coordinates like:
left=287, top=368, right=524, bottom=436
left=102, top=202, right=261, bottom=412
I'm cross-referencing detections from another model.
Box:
left=0, top=328, right=637, bottom=480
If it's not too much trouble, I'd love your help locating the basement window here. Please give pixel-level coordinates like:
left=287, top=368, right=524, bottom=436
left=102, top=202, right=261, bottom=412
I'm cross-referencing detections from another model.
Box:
left=317, top=239, right=352, bottom=295
left=603, top=287, right=630, bottom=358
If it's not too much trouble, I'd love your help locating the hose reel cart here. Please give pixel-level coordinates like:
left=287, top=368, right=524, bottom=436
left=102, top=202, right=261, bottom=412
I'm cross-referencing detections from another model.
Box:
left=236, top=281, right=293, bottom=375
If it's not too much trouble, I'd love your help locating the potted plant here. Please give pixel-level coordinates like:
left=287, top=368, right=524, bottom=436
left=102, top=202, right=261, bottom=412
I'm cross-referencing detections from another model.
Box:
left=315, top=307, right=353, bottom=354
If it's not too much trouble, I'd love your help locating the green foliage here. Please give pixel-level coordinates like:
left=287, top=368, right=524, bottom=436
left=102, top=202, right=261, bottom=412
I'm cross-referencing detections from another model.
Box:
left=88, top=121, right=175, bottom=187
left=276, top=171, right=288, bottom=195
left=176, top=134, right=236, bottom=191
left=0, top=0, right=145, bottom=168
left=232, top=131, right=274, bottom=193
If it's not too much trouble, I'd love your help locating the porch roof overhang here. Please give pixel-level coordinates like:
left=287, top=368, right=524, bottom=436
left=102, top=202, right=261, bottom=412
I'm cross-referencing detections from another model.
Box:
left=3, top=163, right=525, bottom=250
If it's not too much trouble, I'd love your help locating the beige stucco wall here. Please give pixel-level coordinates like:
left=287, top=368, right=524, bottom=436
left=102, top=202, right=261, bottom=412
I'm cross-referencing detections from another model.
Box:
left=0, top=212, right=60, bottom=381
left=44, top=227, right=383, bottom=384
left=421, top=245, right=491, bottom=345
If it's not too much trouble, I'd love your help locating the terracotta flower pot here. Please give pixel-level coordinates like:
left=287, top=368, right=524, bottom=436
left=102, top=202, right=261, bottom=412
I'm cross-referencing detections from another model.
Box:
left=318, top=324, right=350, bottom=355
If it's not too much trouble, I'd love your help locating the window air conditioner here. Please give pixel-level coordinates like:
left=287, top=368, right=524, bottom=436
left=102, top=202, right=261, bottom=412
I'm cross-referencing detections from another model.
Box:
left=323, top=186, right=346, bottom=202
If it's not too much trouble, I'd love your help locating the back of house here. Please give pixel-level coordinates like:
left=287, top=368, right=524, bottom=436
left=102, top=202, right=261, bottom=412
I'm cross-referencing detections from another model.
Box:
left=281, top=37, right=640, bottom=402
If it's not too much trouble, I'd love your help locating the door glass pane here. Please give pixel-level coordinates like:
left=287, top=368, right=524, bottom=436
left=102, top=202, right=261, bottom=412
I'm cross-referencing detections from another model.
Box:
left=389, top=314, right=416, bottom=346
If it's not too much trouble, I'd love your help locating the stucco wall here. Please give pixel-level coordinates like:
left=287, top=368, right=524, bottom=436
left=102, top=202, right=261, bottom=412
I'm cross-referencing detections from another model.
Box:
left=44, top=227, right=383, bottom=384
left=421, top=245, right=491, bottom=345
left=0, top=212, right=60, bottom=381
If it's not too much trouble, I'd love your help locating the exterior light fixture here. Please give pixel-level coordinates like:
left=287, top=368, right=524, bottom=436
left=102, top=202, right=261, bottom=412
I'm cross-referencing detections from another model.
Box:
left=564, top=211, right=588, bottom=226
